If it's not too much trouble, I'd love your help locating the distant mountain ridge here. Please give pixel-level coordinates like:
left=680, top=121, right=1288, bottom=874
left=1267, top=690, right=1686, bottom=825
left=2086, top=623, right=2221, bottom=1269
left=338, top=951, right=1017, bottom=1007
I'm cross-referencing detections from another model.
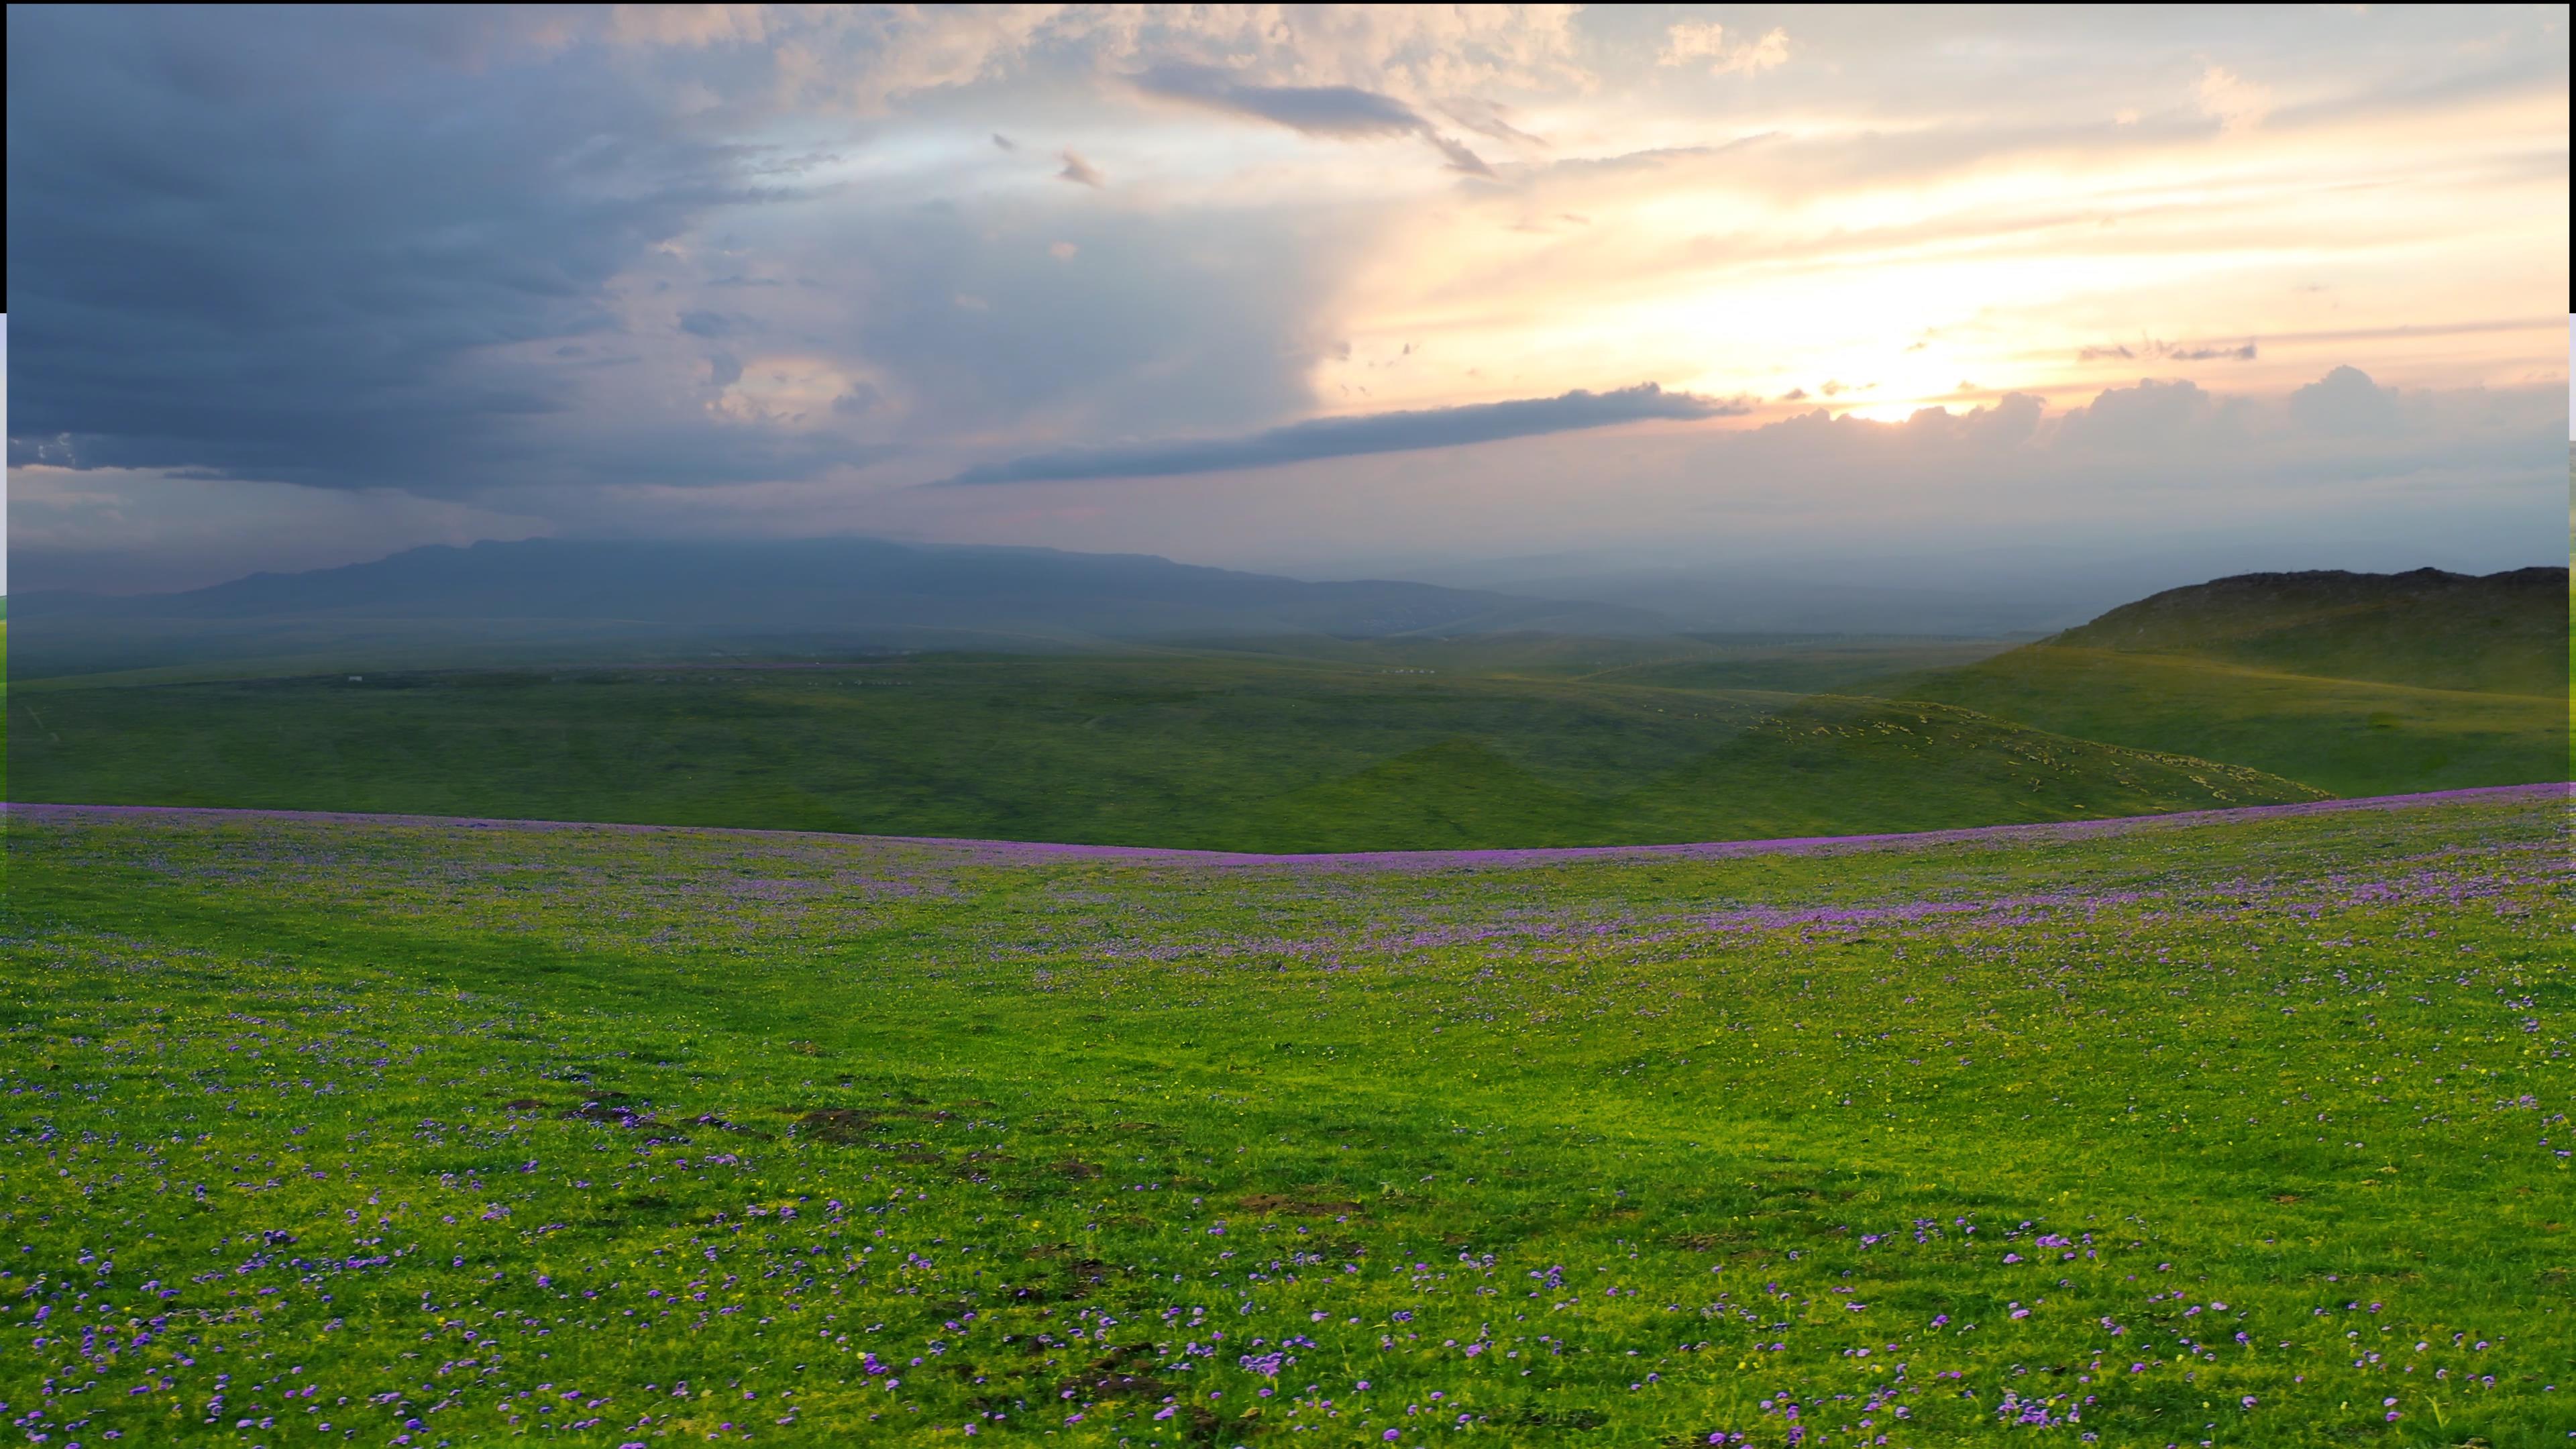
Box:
left=8, top=537, right=1675, bottom=678
left=2046, top=566, right=2568, bottom=696
left=20, top=537, right=1668, bottom=633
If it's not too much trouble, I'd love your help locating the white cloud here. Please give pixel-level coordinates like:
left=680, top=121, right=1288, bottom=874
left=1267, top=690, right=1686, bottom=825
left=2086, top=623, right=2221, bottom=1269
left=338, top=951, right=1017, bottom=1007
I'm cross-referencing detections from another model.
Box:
left=2196, top=62, right=2273, bottom=133
left=1656, top=21, right=1790, bottom=76
left=596, top=4, right=1591, bottom=115
left=607, top=3, right=771, bottom=49
left=1057, top=149, right=1106, bottom=186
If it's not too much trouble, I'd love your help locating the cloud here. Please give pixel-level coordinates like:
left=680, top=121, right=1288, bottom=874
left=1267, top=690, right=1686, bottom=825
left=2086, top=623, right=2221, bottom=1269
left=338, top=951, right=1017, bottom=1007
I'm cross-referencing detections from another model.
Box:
left=938, top=384, right=1743, bottom=486
left=1130, top=62, right=1495, bottom=176
left=2288, top=364, right=2401, bottom=436
left=1426, top=134, right=1499, bottom=178
left=1713, top=367, right=2535, bottom=482
left=799, top=200, right=1349, bottom=445
left=6, top=464, right=555, bottom=595
left=600, top=5, right=1589, bottom=120
left=4, top=9, right=1358, bottom=501
left=12, top=4, right=2560, bottom=594
left=1057, top=148, right=1106, bottom=186
left=5, top=7, right=757, bottom=494
left=2077, top=338, right=2258, bottom=362
left=2196, top=62, right=2272, bottom=133
left=1433, top=97, right=1545, bottom=148
left=1133, top=62, right=1419, bottom=136
left=1656, top=21, right=1791, bottom=76
left=1695, top=369, right=2553, bottom=511
left=606, top=3, right=772, bottom=50
left=2054, top=377, right=2239, bottom=453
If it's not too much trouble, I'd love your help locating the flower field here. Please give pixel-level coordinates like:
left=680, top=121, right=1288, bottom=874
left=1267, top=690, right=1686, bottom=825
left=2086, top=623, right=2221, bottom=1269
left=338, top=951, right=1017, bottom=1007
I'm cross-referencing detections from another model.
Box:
left=2, top=785, right=2568, bottom=1446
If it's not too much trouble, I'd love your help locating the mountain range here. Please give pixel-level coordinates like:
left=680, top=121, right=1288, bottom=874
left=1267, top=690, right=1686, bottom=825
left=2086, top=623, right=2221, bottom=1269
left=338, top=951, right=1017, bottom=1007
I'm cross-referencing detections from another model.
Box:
left=8, top=537, right=1670, bottom=678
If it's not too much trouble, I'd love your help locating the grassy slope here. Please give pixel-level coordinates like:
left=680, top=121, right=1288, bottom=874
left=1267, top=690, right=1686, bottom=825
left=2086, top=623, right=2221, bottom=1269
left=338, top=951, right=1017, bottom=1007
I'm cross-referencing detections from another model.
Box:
left=3, top=791, right=2566, bottom=1445
left=5, top=655, right=2316, bottom=850
left=1849, top=570, right=2569, bottom=798
left=2044, top=567, right=2567, bottom=696
left=2040, top=564, right=2565, bottom=696
left=1870, top=645, right=2565, bottom=798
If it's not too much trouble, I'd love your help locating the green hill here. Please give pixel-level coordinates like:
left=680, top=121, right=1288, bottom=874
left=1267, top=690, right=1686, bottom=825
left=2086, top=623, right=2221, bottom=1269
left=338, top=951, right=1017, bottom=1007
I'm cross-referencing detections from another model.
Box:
left=1867, top=568, right=2568, bottom=798
left=1874, top=647, right=2563, bottom=797
left=2046, top=566, right=2566, bottom=695
left=3, top=655, right=2314, bottom=851
left=8, top=568, right=2557, bottom=848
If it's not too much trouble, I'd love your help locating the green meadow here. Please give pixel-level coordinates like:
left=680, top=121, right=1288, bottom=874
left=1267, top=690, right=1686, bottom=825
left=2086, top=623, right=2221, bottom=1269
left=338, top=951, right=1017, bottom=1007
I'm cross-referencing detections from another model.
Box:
left=9, top=569, right=2561, bottom=851
left=2, top=788, right=2568, bottom=1446
left=4, top=652, right=2332, bottom=852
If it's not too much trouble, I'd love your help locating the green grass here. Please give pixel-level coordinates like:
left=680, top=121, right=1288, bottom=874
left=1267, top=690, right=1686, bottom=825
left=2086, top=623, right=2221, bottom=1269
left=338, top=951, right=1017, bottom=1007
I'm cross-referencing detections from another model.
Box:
left=2043, top=568, right=2567, bottom=696
left=3, top=789, right=2567, bottom=1446
left=5, top=655, right=2321, bottom=851
left=1196, top=633, right=2023, bottom=695
left=1866, top=647, right=2566, bottom=800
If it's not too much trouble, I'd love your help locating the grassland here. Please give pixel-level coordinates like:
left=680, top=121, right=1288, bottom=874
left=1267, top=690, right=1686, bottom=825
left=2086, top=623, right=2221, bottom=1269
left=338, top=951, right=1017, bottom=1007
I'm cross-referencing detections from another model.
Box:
left=2041, top=568, right=2565, bottom=698
left=4, top=654, right=2325, bottom=851
left=1856, top=570, right=2569, bottom=800
left=1866, top=647, right=2565, bottom=799
left=15, top=565, right=2562, bottom=853
left=3, top=788, right=2568, bottom=1446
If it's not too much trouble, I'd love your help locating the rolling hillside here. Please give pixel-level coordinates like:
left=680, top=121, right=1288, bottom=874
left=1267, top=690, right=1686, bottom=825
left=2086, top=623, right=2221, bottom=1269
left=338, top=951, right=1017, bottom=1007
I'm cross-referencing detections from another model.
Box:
left=1868, top=568, right=2568, bottom=797
left=2, top=655, right=2317, bottom=851
left=5, top=566, right=2555, bottom=849
left=2046, top=565, right=2567, bottom=694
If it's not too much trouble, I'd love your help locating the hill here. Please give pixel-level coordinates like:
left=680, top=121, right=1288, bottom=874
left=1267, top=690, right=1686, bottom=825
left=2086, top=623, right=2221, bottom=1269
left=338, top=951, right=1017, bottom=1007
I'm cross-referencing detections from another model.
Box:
left=7, top=537, right=1672, bottom=679
left=1866, top=568, right=2568, bottom=798
left=1, top=654, right=2317, bottom=851
left=2045, top=565, right=2567, bottom=695
left=8, top=564, right=2556, bottom=847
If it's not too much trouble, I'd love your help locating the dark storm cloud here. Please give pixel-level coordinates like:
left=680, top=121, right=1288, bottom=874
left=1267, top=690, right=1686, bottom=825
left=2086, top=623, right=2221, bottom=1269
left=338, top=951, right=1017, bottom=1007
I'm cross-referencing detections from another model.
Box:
left=938, top=383, right=1742, bottom=485
left=1131, top=62, right=1495, bottom=176
left=3, top=7, right=775, bottom=493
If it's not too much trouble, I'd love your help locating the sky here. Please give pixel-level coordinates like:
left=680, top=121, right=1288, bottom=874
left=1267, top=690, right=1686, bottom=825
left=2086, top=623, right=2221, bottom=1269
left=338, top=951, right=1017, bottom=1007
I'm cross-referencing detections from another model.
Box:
left=5, top=4, right=2568, bottom=596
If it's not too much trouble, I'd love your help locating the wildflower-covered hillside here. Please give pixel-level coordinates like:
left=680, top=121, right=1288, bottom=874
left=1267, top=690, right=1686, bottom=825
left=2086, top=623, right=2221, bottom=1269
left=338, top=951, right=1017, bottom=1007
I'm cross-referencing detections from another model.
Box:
left=2, top=786, right=2567, bottom=1445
